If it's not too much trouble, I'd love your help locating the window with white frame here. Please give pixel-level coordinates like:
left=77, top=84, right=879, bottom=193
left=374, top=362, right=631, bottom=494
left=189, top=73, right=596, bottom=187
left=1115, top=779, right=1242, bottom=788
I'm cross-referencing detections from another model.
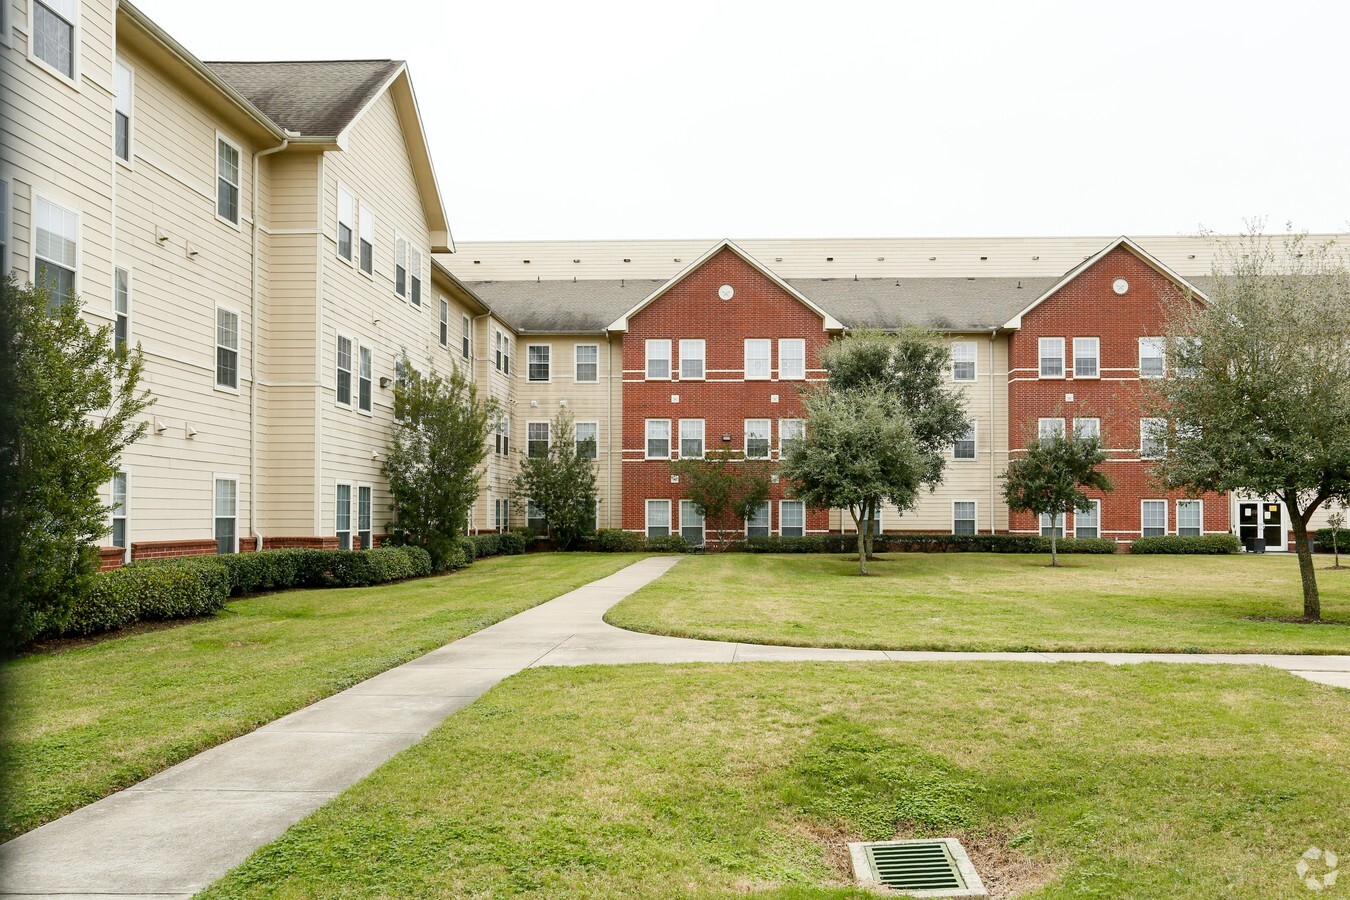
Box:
left=495, top=414, right=509, bottom=456
left=393, top=359, right=408, bottom=421
left=503, top=334, right=511, bottom=374
left=111, top=472, right=128, bottom=555
left=114, top=267, right=130, bottom=353
left=1037, top=417, right=1065, bottom=441
left=358, top=346, right=372, bottom=413
left=781, top=500, right=805, bottom=538
left=395, top=236, right=408, bottom=298
left=335, top=335, right=353, bottom=405
left=527, top=421, right=550, bottom=458
left=493, top=497, right=509, bottom=531
left=744, top=339, right=771, bottom=379
left=462, top=315, right=471, bottom=360
left=953, top=421, right=976, bottom=459
left=1177, top=499, right=1202, bottom=537
left=951, top=341, right=977, bottom=381
left=33, top=0, right=76, bottom=78
left=645, top=339, right=671, bottom=379
left=526, top=500, right=547, bottom=533
left=679, top=419, right=704, bottom=459
left=679, top=500, right=705, bottom=547
left=495, top=330, right=504, bottom=371
left=114, top=61, right=133, bottom=162
left=336, top=483, right=352, bottom=550
left=745, top=419, right=770, bottom=458
left=1073, top=417, right=1100, bottom=440
left=409, top=246, right=423, bottom=306
left=0, top=180, right=9, bottom=273
left=861, top=507, right=882, bottom=536
left=1039, top=337, right=1065, bottom=378
left=527, top=344, right=551, bottom=382
left=1175, top=337, right=1200, bottom=378
left=1040, top=511, right=1065, bottom=538
left=216, top=137, right=240, bottom=224
left=646, top=499, right=671, bottom=537
left=779, top=418, right=804, bottom=456
left=679, top=339, right=705, bottom=379
left=1140, top=417, right=1166, bottom=459
left=747, top=501, right=771, bottom=538
left=778, top=338, right=805, bottom=380
left=1139, top=337, right=1166, bottom=378
left=1141, top=499, right=1167, bottom=537
left=646, top=419, right=671, bottom=459
left=953, top=500, right=977, bottom=536
left=1075, top=500, right=1100, bottom=538
left=1073, top=337, right=1099, bottom=378
left=337, top=187, right=354, bottom=261
left=358, top=203, right=374, bottom=275
left=214, top=477, right=238, bottom=554
left=438, top=298, right=449, bottom=347
left=575, top=421, right=598, bottom=460
left=215, top=307, right=239, bottom=389
left=357, top=485, right=372, bottom=549
left=34, top=196, right=77, bottom=307
left=575, top=344, right=598, bottom=382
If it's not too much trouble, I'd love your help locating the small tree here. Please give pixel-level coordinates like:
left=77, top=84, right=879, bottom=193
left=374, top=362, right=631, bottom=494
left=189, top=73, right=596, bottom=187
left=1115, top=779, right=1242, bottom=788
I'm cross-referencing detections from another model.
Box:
left=0, top=278, right=151, bottom=648
left=669, top=450, right=772, bottom=549
left=1002, top=428, right=1113, bottom=567
left=512, top=410, right=598, bottom=550
left=1328, top=507, right=1346, bottom=570
left=384, top=356, right=494, bottom=568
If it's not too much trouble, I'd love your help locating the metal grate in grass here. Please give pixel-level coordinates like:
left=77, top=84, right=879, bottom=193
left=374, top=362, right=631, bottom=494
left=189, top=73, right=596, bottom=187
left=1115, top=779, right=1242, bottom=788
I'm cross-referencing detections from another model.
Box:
left=847, top=838, right=987, bottom=898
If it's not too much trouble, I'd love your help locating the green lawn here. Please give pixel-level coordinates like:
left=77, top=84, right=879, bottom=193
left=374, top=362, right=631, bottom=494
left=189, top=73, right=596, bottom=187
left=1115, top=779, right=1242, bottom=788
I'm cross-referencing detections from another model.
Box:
left=607, top=553, right=1350, bottom=655
left=0, top=552, right=646, bottom=840
left=202, top=662, right=1350, bottom=898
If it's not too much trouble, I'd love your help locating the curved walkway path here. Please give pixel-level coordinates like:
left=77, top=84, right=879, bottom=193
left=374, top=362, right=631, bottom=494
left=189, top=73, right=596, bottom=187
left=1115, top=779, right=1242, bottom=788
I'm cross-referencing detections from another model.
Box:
left=3, top=555, right=1348, bottom=898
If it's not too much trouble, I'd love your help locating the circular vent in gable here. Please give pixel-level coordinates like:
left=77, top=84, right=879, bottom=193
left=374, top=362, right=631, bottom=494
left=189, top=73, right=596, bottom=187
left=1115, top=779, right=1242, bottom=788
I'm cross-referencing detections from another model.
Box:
left=1112, top=278, right=1129, bottom=295
left=718, top=284, right=735, bottom=301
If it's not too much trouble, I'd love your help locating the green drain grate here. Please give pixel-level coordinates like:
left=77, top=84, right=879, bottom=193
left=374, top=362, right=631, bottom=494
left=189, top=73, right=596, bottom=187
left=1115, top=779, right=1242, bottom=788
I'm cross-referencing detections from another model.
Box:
left=848, top=839, right=987, bottom=898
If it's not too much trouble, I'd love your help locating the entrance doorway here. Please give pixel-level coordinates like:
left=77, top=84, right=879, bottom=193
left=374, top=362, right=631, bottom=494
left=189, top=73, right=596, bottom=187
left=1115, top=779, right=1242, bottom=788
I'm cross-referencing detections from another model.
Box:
left=1238, top=501, right=1284, bottom=552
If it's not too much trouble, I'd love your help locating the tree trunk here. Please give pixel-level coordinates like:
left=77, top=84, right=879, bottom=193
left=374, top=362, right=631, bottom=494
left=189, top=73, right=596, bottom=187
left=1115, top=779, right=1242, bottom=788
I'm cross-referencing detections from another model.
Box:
left=1288, top=506, right=1321, bottom=621
left=1049, top=524, right=1058, bottom=567
left=849, top=506, right=867, bottom=576
left=864, top=499, right=877, bottom=561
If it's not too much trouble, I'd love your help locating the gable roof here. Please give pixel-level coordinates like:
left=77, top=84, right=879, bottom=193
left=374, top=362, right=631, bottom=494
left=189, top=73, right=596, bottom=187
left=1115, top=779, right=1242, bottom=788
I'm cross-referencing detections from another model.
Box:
left=1001, top=236, right=1209, bottom=329
left=205, top=60, right=403, bottom=138
left=605, top=240, right=845, bottom=333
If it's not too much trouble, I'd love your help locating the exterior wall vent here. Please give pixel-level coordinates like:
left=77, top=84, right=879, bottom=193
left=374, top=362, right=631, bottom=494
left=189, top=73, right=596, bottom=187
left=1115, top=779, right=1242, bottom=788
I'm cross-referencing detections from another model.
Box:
left=848, top=839, right=987, bottom=897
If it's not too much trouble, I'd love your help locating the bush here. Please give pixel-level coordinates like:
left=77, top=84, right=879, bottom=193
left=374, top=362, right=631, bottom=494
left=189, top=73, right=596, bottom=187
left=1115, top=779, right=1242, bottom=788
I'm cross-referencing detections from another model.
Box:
left=497, top=531, right=528, bottom=555
left=1130, top=534, right=1242, bottom=555
left=596, top=529, right=645, bottom=552
left=61, top=563, right=228, bottom=637
left=643, top=534, right=690, bottom=553
left=1315, top=528, right=1350, bottom=553
left=810, top=533, right=1119, bottom=555
left=744, top=536, right=827, bottom=553
left=470, top=533, right=500, bottom=558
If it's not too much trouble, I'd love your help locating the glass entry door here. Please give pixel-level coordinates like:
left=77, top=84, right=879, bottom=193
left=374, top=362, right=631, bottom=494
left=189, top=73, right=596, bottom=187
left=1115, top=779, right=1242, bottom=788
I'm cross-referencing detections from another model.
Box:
left=1238, top=501, right=1284, bottom=552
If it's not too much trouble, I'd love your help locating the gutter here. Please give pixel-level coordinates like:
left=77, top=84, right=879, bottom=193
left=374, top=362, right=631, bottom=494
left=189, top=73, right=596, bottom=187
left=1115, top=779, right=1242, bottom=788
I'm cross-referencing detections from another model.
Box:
left=989, top=327, right=998, bottom=535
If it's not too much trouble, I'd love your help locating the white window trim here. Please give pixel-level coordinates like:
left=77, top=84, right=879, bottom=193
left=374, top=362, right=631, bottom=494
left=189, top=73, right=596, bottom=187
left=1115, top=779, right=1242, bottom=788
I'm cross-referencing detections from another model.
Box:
left=1141, top=499, right=1168, bottom=537
left=1074, top=499, right=1102, bottom=539
left=335, top=480, right=354, bottom=550
left=574, top=420, right=599, bottom=460
left=1140, top=417, right=1167, bottom=459
left=356, top=344, right=373, bottom=416
left=679, top=418, right=705, bottom=459
left=213, top=473, right=240, bottom=554
left=953, top=420, right=977, bottom=461
left=214, top=132, right=243, bottom=229
left=214, top=303, right=241, bottom=394
left=408, top=244, right=424, bottom=308
left=114, top=58, right=133, bottom=168
left=462, top=315, right=472, bottom=360
left=356, top=482, right=374, bottom=549
left=31, top=189, right=81, bottom=301
left=1073, top=417, right=1101, bottom=440
left=645, top=339, right=671, bottom=381
left=575, top=343, right=599, bottom=382
left=526, top=420, right=551, bottom=458
left=110, top=471, right=129, bottom=561
left=679, top=499, right=705, bottom=545
left=645, top=498, right=671, bottom=537
left=1, top=0, right=12, bottom=48
left=951, top=341, right=977, bottom=382
left=645, top=418, right=671, bottom=460
left=744, top=338, right=771, bottom=381
left=1177, top=499, right=1204, bottom=537
left=679, top=338, right=706, bottom=381
left=113, top=265, right=131, bottom=351
left=1039, top=510, right=1066, bottom=537
left=334, top=331, right=355, bottom=408
left=27, top=0, right=80, bottom=87
left=1037, top=417, right=1065, bottom=441
left=335, top=183, right=355, bottom=265
left=438, top=298, right=449, bottom=348
left=952, top=500, right=978, bottom=535
left=394, top=232, right=409, bottom=300
left=1038, top=336, right=1065, bottom=379
left=357, top=202, right=375, bottom=277
left=779, top=499, right=807, bottom=537
left=778, top=418, right=805, bottom=455
left=746, top=499, right=772, bottom=537
left=526, top=343, right=552, bottom=383
left=1072, top=337, right=1100, bottom=379
left=0, top=177, right=11, bottom=274
left=777, top=338, right=806, bottom=381
left=744, top=418, right=771, bottom=459
left=1139, top=337, right=1166, bottom=379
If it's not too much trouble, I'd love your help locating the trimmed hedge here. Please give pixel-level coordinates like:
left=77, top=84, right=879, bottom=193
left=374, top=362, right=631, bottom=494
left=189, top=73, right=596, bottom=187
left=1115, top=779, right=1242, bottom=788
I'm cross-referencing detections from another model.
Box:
left=643, top=534, right=690, bottom=553
left=1129, top=534, right=1242, bottom=555
left=470, top=532, right=529, bottom=557
left=63, top=563, right=229, bottom=636
left=596, top=529, right=646, bottom=552
left=1315, top=528, right=1350, bottom=552
left=744, top=533, right=1120, bottom=554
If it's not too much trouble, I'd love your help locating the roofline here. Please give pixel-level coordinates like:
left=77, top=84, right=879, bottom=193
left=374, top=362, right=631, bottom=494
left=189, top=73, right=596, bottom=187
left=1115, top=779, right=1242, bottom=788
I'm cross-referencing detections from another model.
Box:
left=605, top=239, right=846, bottom=333
left=430, top=258, right=491, bottom=316
left=1001, top=235, right=1210, bottom=329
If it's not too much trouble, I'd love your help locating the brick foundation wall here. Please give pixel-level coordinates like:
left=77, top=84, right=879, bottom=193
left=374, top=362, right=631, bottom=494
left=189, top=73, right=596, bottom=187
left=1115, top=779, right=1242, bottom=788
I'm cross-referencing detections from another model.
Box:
left=130, top=539, right=218, bottom=561
left=262, top=536, right=341, bottom=550
left=98, top=546, right=127, bottom=570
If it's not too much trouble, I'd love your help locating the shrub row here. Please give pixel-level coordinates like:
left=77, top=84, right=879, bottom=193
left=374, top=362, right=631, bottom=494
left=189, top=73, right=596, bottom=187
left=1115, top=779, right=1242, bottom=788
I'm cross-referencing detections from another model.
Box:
left=1129, top=534, right=1242, bottom=555
left=468, top=531, right=528, bottom=558
left=63, top=562, right=230, bottom=636
left=742, top=533, right=1120, bottom=554
left=1315, top=528, right=1350, bottom=552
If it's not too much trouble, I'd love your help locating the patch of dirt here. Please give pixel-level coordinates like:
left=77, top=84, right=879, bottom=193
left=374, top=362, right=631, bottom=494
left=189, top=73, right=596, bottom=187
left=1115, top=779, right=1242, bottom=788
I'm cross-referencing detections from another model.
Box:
left=1243, top=616, right=1350, bottom=626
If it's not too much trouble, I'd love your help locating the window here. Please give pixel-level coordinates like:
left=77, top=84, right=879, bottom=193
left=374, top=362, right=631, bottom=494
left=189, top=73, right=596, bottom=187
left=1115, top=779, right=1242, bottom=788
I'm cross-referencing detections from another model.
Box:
left=575, top=421, right=598, bottom=460
left=646, top=499, right=671, bottom=537
left=409, top=247, right=423, bottom=306
left=744, top=339, right=771, bottom=379
left=438, top=298, right=449, bottom=347
left=337, top=187, right=354, bottom=261
left=358, top=346, right=372, bottom=413
left=395, top=236, right=408, bottom=298
left=34, top=196, right=77, bottom=307
left=953, top=422, right=976, bottom=460
left=494, top=497, right=510, bottom=531
left=393, top=359, right=408, bottom=422
left=679, top=419, right=704, bottom=459
left=1073, top=417, right=1100, bottom=440
left=679, top=500, right=705, bottom=547
left=527, top=344, right=551, bottom=382
left=527, top=421, right=550, bottom=459
left=358, top=203, right=374, bottom=275
left=1039, top=337, right=1065, bottom=378
left=216, top=137, right=240, bottom=224
left=111, top=472, right=128, bottom=556
left=114, top=61, right=132, bottom=162
left=113, top=267, right=129, bottom=353
left=336, top=483, right=352, bottom=550
left=779, top=418, right=804, bottom=456
left=335, top=335, right=353, bottom=405
left=1175, top=337, right=1200, bottom=378
left=778, top=339, right=805, bottom=380
left=645, top=339, right=671, bottom=379
left=1075, top=500, right=1100, bottom=539
left=781, top=500, right=805, bottom=538
left=951, top=341, right=977, bottom=381
left=462, top=315, right=472, bottom=360
left=747, top=501, right=771, bottom=538
left=495, top=415, right=510, bottom=456
left=679, top=339, right=705, bottom=380
left=953, top=500, right=977, bottom=536
left=1073, top=337, right=1099, bottom=378
left=1140, top=418, right=1166, bottom=459
left=495, top=330, right=505, bottom=372
left=215, top=307, right=239, bottom=389
left=1037, top=417, right=1064, bottom=441
left=1141, top=499, right=1167, bottom=537
left=861, top=507, right=882, bottom=537
left=645, top=419, right=671, bottom=459
left=0, top=180, right=9, bottom=272
left=1177, top=500, right=1203, bottom=537
left=503, top=335, right=511, bottom=375
left=214, top=477, right=238, bottom=554
left=1040, top=511, right=1065, bottom=538
left=526, top=500, right=547, bottom=533
left=745, top=419, right=770, bottom=458
left=357, top=485, right=372, bottom=549
left=33, top=0, right=75, bottom=78
left=1139, top=337, right=1166, bottom=379
left=575, top=344, right=598, bottom=382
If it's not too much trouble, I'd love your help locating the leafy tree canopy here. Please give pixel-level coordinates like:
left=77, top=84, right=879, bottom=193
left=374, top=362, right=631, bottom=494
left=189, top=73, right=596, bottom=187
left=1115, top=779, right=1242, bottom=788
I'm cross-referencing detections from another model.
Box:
left=669, top=450, right=771, bottom=549
left=512, top=410, right=599, bottom=550
left=1002, top=428, right=1113, bottom=567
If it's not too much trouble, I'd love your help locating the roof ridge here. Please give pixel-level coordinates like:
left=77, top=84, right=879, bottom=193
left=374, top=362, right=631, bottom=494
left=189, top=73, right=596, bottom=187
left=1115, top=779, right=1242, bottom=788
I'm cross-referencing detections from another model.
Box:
left=204, top=58, right=402, bottom=65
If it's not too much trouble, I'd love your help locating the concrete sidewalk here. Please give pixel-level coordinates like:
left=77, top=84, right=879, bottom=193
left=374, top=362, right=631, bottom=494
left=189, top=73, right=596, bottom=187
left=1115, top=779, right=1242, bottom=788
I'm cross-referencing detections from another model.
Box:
left=2, top=554, right=1347, bottom=897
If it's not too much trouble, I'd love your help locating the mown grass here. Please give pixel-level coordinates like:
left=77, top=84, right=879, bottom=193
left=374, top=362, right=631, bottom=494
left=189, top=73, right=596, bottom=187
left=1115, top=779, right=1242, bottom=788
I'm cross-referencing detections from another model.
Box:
left=202, top=662, right=1350, bottom=898
left=607, top=553, right=1350, bottom=654
left=0, top=553, right=646, bottom=840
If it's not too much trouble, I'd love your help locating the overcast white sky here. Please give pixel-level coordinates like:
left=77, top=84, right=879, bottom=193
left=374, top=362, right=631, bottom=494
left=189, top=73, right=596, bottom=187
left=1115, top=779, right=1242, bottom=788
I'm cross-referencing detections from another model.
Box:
left=136, top=0, right=1349, bottom=242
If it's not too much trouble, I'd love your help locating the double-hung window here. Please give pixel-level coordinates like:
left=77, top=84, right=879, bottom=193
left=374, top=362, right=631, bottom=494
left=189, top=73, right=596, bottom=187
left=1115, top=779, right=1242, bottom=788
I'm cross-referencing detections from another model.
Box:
left=745, top=419, right=770, bottom=459
left=1073, top=337, right=1099, bottom=378
left=778, top=339, right=805, bottom=380
left=953, top=422, right=976, bottom=460
left=214, top=477, right=238, bottom=554
left=358, top=346, right=373, bottom=413
left=1139, top=337, right=1166, bottom=379
left=1075, top=500, right=1100, bottom=538
left=462, top=316, right=472, bottom=360
left=335, top=335, right=353, bottom=406
left=527, top=421, right=550, bottom=459
left=1037, top=417, right=1065, bottom=442
left=527, top=344, right=551, bottom=382
left=395, top=237, right=408, bottom=298
left=438, top=299, right=449, bottom=347
left=747, top=501, right=771, bottom=538
left=1039, top=337, right=1065, bottom=378
left=1073, top=417, right=1101, bottom=440
left=953, top=500, right=977, bottom=536
left=111, top=472, right=128, bottom=557
left=495, top=415, right=510, bottom=456
left=0, top=180, right=9, bottom=273
left=679, top=500, right=705, bottom=547
left=646, top=499, right=671, bottom=537
left=575, top=421, right=598, bottom=460
left=495, top=331, right=504, bottom=372
left=646, top=419, right=671, bottom=459
left=646, top=339, right=671, bottom=379
left=336, top=483, right=352, bottom=550
left=679, top=339, right=705, bottom=379
left=409, top=247, right=423, bottom=306
left=34, top=196, right=77, bottom=307
left=215, top=307, right=239, bottom=389
left=679, top=419, right=704, bottom=459
left=575, top=344, right=598, bottom=382
left=1040, top=511, right=1065, bottom=538
left=216, top=137, right=240, bottom=224
left=779, top=419, right=804, bottom=456
left=358, top=204, right=374, bottom=275
left=951, top=341, right=977, bottom=381
left=33, top=0, right=76, bottom=79
left=1141, top=500, right=1167, bottom=537
left=781, top=500, right=806, bottom=538
left=526, top=500, right=548, bottom=533
left=493, top=497, right=509, bottom=531
left=114, top=267, right=130, bottom=353
left=1140, top=418, right=1166, bottom=459
left=357, top=485, right=372, bottom=549
left=1177, top=500, right=1203, bottom=537
left=114, top=62, right=133, bottom=162
left=337, top=187, right=355, bottom=261
left=744, top=339, right=771, bottom=379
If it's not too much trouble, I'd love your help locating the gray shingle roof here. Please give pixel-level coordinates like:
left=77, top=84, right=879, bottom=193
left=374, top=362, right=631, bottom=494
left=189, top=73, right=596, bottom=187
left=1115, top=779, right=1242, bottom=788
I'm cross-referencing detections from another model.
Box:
left=468, top=279, right=669, bottom=333
left=206, top=60, right=403, bottom=137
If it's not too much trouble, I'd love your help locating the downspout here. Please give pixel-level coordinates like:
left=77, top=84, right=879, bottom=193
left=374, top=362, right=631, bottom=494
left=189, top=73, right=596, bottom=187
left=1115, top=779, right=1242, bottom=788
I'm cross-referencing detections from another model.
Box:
left=989, top=327, right=998, bottom=534
left=249, top=134, right=292, bottom=550
left=606, top=332, right=614, bottom=529
left=471, top=311, right=490, bottom=530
